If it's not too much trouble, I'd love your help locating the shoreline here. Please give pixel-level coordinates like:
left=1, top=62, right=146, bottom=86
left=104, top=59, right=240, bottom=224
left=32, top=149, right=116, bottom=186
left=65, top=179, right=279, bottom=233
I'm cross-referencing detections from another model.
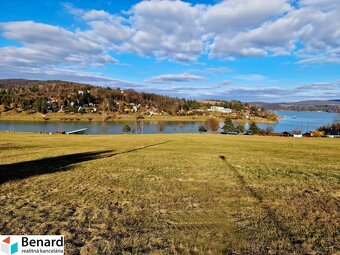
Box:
left=0, top=113, right=278, bottom=124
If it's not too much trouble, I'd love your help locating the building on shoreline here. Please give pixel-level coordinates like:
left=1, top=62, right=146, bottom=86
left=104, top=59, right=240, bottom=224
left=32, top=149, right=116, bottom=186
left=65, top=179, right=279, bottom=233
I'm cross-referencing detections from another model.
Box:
left=208, top=106, right=232, bottom=113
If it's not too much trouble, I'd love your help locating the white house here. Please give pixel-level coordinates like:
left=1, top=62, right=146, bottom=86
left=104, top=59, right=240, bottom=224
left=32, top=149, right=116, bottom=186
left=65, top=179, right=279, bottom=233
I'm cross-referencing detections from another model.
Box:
left=208, top=106, right=232, bottom=113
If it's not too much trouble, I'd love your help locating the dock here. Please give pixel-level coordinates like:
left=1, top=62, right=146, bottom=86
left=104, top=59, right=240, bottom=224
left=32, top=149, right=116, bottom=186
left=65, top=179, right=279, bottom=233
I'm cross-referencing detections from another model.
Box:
left=66, top=128, right=88, bottom=135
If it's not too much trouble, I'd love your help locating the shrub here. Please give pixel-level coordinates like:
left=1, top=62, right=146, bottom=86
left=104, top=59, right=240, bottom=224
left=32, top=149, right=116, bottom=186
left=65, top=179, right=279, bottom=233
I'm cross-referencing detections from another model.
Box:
left=205, top=117, right=220, bottom=133
left=122, top=124, right=131, bottom=133
left=198, top=125, right=208, bottom=133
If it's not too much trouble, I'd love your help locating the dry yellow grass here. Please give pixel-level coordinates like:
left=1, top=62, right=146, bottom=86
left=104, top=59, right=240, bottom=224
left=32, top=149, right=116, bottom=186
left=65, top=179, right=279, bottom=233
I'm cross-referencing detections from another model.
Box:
left=0, top=133, right=339, bottom=254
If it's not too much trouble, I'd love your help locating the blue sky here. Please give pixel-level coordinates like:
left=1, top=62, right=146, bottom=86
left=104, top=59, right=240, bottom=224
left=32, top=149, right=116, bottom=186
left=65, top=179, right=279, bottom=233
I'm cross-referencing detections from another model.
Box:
left=0, top=0, right=339, bottom=102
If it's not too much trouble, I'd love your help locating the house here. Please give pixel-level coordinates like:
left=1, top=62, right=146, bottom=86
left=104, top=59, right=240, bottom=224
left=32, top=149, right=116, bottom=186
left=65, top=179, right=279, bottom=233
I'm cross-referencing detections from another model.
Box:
left=208, top=106, right=232, bottom=113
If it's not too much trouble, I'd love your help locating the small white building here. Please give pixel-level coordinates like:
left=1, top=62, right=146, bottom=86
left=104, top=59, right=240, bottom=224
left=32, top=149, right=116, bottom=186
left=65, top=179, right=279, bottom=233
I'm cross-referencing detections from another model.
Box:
left=208, top=106, right=232, bottom=113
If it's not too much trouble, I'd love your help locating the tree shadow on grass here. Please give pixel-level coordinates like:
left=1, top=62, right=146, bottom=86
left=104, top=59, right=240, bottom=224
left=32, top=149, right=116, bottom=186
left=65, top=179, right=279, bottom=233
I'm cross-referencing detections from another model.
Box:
left=0, top=150, right=114, bottom=185
left=0, top=140, right=171, bottom=185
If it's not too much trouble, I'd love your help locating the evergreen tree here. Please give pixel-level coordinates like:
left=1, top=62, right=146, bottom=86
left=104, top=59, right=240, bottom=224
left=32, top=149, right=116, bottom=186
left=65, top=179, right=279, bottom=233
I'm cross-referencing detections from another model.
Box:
left=223, top=117, right=235, bottom=133
left=236, top=123, right=245, bottom=134
left=248, top=122, right=260, bottom=134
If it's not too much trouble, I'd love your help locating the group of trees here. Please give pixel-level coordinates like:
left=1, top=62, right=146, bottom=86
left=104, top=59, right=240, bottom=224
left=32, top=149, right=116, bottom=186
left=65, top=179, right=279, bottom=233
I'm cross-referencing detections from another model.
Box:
left=0, top=80, right=277, bottom=121
left=199, top=117, right=271, bottom=135
left=0, top=81, right=202, bottom=115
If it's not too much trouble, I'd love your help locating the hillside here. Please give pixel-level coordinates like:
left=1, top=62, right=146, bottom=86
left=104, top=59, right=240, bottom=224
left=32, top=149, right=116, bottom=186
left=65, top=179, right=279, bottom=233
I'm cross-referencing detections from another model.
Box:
left=0, top=79, right=277, bottom=121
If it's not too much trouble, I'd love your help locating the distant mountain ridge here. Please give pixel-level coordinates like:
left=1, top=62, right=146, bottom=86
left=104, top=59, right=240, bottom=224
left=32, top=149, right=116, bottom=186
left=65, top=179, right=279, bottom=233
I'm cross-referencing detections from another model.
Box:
left=251, top=100, right=340, bottom=113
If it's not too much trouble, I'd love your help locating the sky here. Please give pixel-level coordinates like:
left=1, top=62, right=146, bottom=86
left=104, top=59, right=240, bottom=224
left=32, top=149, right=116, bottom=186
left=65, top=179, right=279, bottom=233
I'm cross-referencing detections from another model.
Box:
left=0, top=0, right=339, bottom=102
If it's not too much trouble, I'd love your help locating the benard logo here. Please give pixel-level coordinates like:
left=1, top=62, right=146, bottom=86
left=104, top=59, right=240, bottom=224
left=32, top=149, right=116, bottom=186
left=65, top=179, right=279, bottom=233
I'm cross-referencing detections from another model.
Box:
left=1, top=237, right=18, bottom=255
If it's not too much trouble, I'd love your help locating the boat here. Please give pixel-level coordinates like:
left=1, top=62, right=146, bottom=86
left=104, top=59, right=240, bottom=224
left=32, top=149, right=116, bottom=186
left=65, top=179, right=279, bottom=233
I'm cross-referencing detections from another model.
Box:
left=65, top=128, right=88, bottom=135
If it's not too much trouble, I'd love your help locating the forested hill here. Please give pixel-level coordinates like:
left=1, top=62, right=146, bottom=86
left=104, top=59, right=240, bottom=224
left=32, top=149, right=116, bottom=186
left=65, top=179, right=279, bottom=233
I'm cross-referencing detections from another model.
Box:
left=0, top=79, right=276, bottom=120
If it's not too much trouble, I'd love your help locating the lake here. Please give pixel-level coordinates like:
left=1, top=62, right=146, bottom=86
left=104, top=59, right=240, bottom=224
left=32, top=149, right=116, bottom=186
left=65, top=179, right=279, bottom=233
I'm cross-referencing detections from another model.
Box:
left=0, top=111, right=338, bottom=134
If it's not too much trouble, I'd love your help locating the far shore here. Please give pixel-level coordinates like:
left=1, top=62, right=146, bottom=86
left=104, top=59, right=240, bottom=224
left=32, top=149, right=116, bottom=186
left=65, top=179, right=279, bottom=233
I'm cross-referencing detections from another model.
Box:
left=0, top=112, right=278, bottom=124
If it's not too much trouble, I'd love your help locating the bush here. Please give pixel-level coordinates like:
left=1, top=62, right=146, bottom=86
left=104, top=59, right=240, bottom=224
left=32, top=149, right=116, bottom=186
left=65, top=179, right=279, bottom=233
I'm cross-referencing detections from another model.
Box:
left=205, top=117, right=220, bottom=133
left=198, top=125, right=208, bottom=133
left=259, top=127, right=274, bottom=135
left=122, top=124, right=131, bottom=133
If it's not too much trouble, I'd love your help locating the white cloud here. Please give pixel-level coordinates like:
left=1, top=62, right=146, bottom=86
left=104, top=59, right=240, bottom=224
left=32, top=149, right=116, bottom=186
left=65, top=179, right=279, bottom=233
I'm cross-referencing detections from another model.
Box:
left=0, top=65, right=145, bottom=89
left=4, top=0, right=338, bottom=64
left=189, top=67, right=233, bottom=74
left=235, top=74, right=267, bottom=81
left=208, top=2, right=340, bottom=61
left=0, top=0, right=339, bottom=87
left=217, top=81, right=340, bottom=101
left=83, top=10, right=111, bottom=20
left=146, top=73, right=206, bottom=83
left=0, top=21, right=117, bottom=67
left=202, top=0, right=291, bottom=35
left=124, top=0, right=204, bottom=62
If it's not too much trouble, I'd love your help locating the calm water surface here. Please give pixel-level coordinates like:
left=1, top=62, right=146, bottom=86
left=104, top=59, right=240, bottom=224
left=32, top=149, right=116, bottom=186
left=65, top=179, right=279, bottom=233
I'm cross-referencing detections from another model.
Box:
left=0, top=111, right=338, bottom=134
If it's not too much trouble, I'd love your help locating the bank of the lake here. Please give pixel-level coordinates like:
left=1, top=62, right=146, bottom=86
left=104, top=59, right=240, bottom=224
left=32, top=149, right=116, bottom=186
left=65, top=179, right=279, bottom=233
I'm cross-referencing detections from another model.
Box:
left=0, top=111, right=337, bottom=134
left=0, top=111, right=277, bottom=123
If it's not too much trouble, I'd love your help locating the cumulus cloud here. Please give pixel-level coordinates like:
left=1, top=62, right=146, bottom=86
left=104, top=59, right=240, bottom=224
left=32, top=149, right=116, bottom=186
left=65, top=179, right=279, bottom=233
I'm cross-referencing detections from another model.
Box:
left=0, top=0, right=339, bottom=96
left=146, top=73, right=206, bottom=83
left=202, top=0, right=292, bottom=35
left=0, top=21, right=117, bottom=68
left=0, top=65, right=143, bottom=87
left=205, top=0, right=340, bottom=61
left=217, top=82, right=340, bottom=101
left=147, top=80, right=340, bottom=101
left=2, top=0, right=339, bottom=65
left=125, top=0, right=204, bottom=62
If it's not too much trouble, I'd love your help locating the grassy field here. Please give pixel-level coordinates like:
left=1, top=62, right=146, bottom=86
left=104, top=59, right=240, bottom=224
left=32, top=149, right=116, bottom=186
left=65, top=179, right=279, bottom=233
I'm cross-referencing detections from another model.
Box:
left=0, top=133, right=339, bottom=254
